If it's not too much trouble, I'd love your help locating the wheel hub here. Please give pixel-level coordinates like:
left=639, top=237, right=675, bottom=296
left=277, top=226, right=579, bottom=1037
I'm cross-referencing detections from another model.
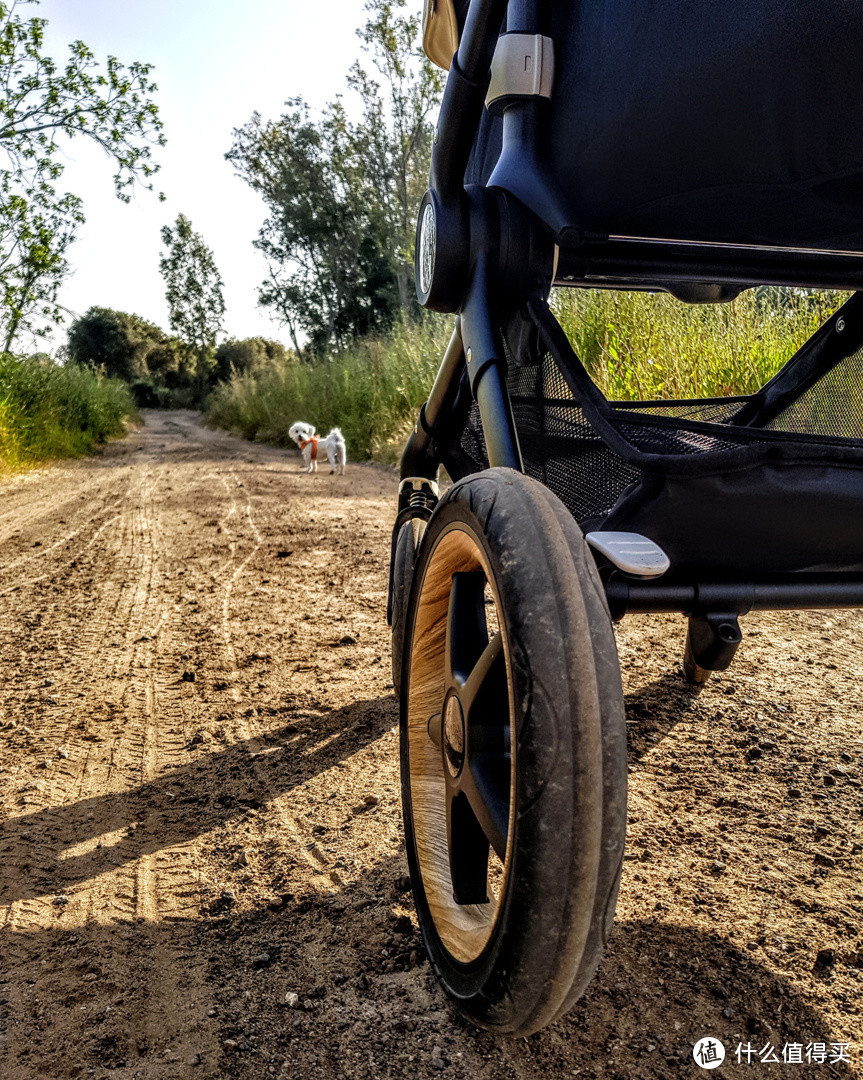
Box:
left=443, top=694, right=465, bottom=777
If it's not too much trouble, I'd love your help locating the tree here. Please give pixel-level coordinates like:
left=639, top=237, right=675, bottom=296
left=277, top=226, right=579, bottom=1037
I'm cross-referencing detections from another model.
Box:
left=227, top=0, right=441, bottom=356
left=67, top=306, right=185, bottom=384
left=0, top=187, right=76, bottom=352
left=159, top=214, right=225, bottom=401
left=350, top=0, right=443, bottom=308
left=214, top=336, right=292, bottom=382
left=228, top=100, right=395, bottom=357
left=0, top=0, right=164, bottom=351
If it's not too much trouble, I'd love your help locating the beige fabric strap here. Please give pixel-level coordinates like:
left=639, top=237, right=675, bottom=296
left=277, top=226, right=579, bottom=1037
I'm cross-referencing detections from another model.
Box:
left=422, top=0, right=459, bottom=71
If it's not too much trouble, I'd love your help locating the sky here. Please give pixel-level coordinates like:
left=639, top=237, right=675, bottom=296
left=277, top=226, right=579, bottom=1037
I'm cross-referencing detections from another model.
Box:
left=29, top=0, right=373, bottom=351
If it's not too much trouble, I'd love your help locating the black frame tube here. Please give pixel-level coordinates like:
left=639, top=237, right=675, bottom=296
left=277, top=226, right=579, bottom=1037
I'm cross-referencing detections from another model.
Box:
left=424, top=321, right=466, bottom=434
left=606, top=572, right=863, bottom=621
left=400, top=321, right=466, bottom=481
left=457, top=0, right=507, bottom=79
left=556, top=237, right=863, bottom=294
left=475, top=364, right=523, bottom=470
left=461, top=248, right=524, bottom=471
left=429, top=0, right=505, bottom=207
left=402, top=1, right=525, bottom=485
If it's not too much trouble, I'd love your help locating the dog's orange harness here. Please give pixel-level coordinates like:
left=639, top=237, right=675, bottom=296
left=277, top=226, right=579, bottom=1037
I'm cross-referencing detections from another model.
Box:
left=300, top=436, right=318, bottom=461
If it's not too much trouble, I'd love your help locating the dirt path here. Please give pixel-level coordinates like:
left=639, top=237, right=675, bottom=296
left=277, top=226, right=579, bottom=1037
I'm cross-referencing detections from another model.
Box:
left=0, top=410, right=861, bottom=1080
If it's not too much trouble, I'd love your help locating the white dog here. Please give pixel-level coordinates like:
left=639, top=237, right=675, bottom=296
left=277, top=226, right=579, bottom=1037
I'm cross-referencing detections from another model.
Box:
left=288, top=421, right=347, bottom=475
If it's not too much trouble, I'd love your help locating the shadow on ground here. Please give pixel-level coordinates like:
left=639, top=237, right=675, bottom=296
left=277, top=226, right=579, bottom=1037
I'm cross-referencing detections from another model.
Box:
left=0, top=697, right=396, bottom=905
left=1, top=849, right=856, bottom=1080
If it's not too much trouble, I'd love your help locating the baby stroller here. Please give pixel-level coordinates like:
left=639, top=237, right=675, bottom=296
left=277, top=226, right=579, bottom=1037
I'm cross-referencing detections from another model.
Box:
left=388, top=0, right=863, bottom=1036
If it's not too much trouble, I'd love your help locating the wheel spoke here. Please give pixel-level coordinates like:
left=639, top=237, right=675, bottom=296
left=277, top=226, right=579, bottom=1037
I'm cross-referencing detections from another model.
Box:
left=443, top=573, right=510, bottom=896
left=445, top=572, right=488, bottom=688
left=461, top=632, right=510, bottom=860
left=447, top=790, right=490, bottom=905
left=461, top=632, right=505, bottom=725
left=461, top=759, right=509, bottom=861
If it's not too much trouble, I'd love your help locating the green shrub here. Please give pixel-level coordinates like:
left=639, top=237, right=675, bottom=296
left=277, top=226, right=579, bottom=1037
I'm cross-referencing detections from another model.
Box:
left=206, top=315, right=451, bottom=463
left=0, top=355, right=135, bottom=471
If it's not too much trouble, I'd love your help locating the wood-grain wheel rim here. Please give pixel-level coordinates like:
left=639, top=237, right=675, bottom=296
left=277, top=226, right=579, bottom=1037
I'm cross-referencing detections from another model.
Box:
left=407, top=523, right=516, bottom=964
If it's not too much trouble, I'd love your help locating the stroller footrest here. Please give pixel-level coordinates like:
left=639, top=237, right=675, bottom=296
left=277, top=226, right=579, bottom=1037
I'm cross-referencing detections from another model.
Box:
left=585, top=531, right=670, bottom=578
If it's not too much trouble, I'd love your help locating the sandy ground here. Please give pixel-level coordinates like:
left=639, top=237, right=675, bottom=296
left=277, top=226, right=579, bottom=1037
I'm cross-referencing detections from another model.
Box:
left=0, top=410, right=862, bottom=1080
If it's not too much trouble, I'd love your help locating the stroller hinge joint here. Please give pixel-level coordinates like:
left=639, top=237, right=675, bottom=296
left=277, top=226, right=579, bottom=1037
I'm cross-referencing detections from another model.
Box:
left=486, top=33, right=554, bottom=116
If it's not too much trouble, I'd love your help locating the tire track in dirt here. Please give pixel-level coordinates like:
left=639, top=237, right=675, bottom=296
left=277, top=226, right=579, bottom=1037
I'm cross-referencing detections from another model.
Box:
left=0, top=470, right=139, bottom=947
left=0, top=418, right=227, bottom=1077
left=0, top=471, right=122, bottom=542
left=210, top=464, right=346, bottom=898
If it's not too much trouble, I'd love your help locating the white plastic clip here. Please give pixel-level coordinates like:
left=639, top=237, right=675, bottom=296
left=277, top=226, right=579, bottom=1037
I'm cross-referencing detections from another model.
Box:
left=486, top=34, right=554, bottom=113
left=585, top=532, right=671, bottom=579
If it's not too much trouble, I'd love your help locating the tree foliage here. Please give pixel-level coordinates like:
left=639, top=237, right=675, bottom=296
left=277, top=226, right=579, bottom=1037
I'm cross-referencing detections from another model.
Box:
left=67, top=306, right=186, bottom=385
left=0, top=186, right=75, bottom=352
left=0, top=0, right=164, bottom=351
left=68, top=312, right=296, bottom=401
left=227, top=0, right=441, bottom=357
left=349, top=0, right=442, bottom=308
left=229, top=101, right=397, bottom=357
left=159, top=213, right=225, bottom=399
left=214, top=336, right=292, bottom=382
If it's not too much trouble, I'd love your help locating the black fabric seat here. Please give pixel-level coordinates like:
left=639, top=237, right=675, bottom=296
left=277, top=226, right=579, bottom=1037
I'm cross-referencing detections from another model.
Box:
left=470, top=0, right=863, bottom=253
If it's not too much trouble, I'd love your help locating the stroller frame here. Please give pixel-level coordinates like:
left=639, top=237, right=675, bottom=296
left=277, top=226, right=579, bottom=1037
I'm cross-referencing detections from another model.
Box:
left=398, top=0, right=863, bottom=643
left=391, top=0, right=863, bottom=1036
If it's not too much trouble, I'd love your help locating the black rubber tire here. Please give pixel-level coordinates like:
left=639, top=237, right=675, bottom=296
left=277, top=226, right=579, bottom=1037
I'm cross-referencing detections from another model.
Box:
left=531, top=482, right=628, bottom=1020
left=399, top=468, right=627, bottom=1036
left=390, top=520, right=420, bottom=697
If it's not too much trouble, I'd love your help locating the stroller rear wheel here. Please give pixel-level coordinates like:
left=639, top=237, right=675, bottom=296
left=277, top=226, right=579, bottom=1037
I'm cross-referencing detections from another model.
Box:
left=400, top=469, right=626, bottom=1035
left=390, top=518, right=423, bottom=696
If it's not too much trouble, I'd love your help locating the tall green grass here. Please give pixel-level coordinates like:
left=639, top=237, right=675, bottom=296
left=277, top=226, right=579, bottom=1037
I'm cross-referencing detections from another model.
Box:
left=206, top=315, right=452, bottom=463
left=554, top=287, right=847, bottom=400
left=0, top=354, right=135, bottom=472
left=207, top=288, right=849, bottom=461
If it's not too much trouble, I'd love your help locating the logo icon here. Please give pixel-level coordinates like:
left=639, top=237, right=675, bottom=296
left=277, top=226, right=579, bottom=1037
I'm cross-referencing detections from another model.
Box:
left=693, top=1037, right=726, bottom=1070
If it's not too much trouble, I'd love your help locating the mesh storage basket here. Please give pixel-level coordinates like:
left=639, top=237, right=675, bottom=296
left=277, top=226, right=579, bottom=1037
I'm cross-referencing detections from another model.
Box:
left=442, top=295, right=863, bottom=577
